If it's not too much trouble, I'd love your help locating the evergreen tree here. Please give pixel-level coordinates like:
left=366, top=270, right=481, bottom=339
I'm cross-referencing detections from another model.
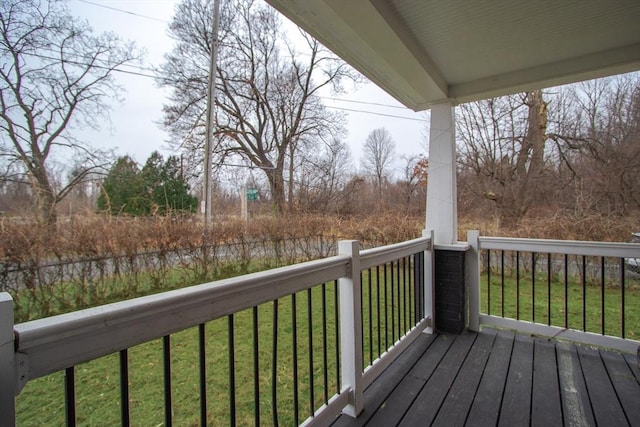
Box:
left=98, top=152, right=197, bottom=216
left=97, top=156, right=145, bottom=215
left=142, top=151, right=198, bottom=215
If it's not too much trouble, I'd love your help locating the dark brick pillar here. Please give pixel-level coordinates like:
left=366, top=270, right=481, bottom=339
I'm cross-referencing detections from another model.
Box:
left=434, top=249, right=465, bottom=333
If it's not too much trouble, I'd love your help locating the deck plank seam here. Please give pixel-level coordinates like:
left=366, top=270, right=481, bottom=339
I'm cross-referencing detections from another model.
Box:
left=598, top=348, right=634, bottom=426
left=460, top=331, right=498, bottom=427
left=495, top=333, right=517, bottom=426
left=576, top=345, right=601, bottom=425
left=553, top=341, right=566, bottom=427
left=394, top=334, right=458, bottom=426
left=348, top=333, right=440, bottom=427
left=428, top=333, right=481, bottom=426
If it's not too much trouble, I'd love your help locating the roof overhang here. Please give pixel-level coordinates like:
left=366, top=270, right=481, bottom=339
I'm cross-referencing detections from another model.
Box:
left=266, top=0, right=640, bottom=110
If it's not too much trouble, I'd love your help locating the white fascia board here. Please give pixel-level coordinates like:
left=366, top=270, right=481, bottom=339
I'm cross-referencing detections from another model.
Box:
left=266, top=0, right=447, bottom=110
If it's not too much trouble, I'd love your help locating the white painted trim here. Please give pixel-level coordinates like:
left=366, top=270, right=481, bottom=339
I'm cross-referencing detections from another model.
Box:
left=423, top=229, right=436, bottom=334
left=360, top=237, right=430, bottom=270
left=478, top=236, right=640, bottom=258
left=480, top=315, right=640, bottom=354
left=467, top=231, right=480, bottom=332
left=299, top=387, right=350, bottom=427
left=450, top=44, right=640, bottom=105
left=434, top=243, right=471, bottom=251
left=14, top=255, right=350, bottom=381
left=362, top=317, right=430, bottom=389
left=0, top=293, right=16, bottom=426
left=338, top=240, right=364, bottom=418
left=426, top=101, right=458, bottom=245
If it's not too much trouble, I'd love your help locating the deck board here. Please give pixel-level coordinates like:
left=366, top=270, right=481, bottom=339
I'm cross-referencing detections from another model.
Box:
left=577, top=345, right=628, bottom=426
left=331, top=333, right=438, bottom=427
left=431, top=329, right=495, bottom=426
left=363, top=332, right=454, bottom=426
left=623, top=352, right=640, bottom=382
left=465, top=329, right=514, bottom=426
left=600, top=349, right=640, bottom=424
left=497, top=333, right=534, bottom=427
left=332, top=327, right=639, bottom=427
left=398, top=332, right=476, bottom=426
left=556, top=341, right=596, bottom=427
left=531, top=339, right=563, bottom=426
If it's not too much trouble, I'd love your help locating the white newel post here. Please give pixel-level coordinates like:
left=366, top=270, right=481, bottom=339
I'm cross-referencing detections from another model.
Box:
left=426, top=101, right=457, bottom=245
left=467, top=230, right=481, bottom=332
left=422, top=229, right=436, bottom=334
left=0, top=293, right=16, bottom=426
left=338, top=240, right=363, bottom=417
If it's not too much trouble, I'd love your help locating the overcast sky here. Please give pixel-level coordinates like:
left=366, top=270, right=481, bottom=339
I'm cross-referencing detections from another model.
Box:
left=68, top=0, right=428, bottom=176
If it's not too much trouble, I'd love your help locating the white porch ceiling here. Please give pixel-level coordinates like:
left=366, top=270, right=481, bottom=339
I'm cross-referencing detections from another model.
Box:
left=265, top=0, right=640, bottom=110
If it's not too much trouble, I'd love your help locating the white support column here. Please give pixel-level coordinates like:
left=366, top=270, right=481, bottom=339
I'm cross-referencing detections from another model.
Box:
left=422, top=229, right=436, bottom=334
left=466, top=230, right=480, bottom=332
left=338, top=240, right=363, bottom=418
left=0, top=293, right=16, bottom=426
left=426, top=101, right=457, bottom=245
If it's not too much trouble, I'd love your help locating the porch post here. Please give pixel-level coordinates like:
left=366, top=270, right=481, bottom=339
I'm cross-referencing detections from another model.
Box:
left=0, top=293, right=16, bottom=426
left=426, top=101, right=471, bottom=333
left=338, top=240, right=363, bottom=417
left=423, top=229, right=436, bottom=334
left=426, top=100, right=457, bottom=245
left=466, top=230, right=480, bottom=332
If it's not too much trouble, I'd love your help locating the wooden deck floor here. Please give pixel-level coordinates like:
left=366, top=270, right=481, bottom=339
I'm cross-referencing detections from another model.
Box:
left=333, top=327, right=640, bottom=427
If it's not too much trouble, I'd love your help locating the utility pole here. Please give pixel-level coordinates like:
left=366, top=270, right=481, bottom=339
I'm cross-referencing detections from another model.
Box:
left=202, top=0, right=221, bottom=225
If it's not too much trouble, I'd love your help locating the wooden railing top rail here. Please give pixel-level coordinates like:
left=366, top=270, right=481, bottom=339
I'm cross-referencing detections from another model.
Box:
left=360, top=236, right=430, bottom=270
left=479, top=236, right=640, bottom=258
left=14, top=255, right=350, bottom=384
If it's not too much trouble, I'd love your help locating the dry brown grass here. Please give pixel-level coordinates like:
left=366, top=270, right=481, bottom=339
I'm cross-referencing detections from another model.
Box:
left=2, top=211, right=637, bottom=263
left=459, top=211, right=639, bottom=242
left=1, top=211, right=637, bottom=322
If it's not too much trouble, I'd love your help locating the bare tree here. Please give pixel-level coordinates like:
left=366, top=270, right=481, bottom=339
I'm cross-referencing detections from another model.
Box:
left=295, top=138, right=354, bottom=213
left=361, top=127, right=396, bottom=192
left=159, top=0, right=356, bottom=214
left=396, top=154, right=426, bottom=214
left=0, top=0, right=143, bottom=224
left=556, top=75, right=640, bottom=215
left=457, top=91, right=549, bottom=223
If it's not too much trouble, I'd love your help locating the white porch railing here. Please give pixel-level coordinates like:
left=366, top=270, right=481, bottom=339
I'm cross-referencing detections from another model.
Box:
left=0, top=233, right=434, bottom=427
left=467, top=230, right=640, bottom=354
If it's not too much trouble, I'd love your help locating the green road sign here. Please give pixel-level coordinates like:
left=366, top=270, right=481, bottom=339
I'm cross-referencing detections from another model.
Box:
left=246, top=189, right=259, bottom=201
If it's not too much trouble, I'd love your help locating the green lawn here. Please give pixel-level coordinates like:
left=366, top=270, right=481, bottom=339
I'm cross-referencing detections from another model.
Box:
left=480, top=258, right=640, bottom=340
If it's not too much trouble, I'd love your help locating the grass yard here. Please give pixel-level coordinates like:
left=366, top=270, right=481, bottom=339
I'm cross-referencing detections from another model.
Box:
left=480, top=257, right=640, bottom=340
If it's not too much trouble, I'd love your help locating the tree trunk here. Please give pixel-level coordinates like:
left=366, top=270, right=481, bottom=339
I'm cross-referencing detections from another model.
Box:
left=497, top=90, right=548, bottom=224
left=267, top=169, right=286, bottom=215
left=518, top=90, right=547, bottom=215
left=30, top=161, right=58, bottom=226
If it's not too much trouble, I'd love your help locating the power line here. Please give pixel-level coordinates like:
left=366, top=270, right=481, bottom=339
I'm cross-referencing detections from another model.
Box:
left=72, top=0, right=423, bottom=116
left=13, top=50, right=160, bottom=79
left=23, top=45, right=160, bottom=75
left=76, top=0, right=169, bottom=23
left=10, top=51, right=423, bottom=122
left=320, top=96, right=407, bottom=110
left=325, top=105, right=424, bottom=122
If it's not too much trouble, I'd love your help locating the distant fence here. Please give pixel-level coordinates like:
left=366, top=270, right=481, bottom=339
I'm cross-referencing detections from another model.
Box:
left=0, top=236, right=335, bottom=291
left=1, top=236, right=338, bottom=322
